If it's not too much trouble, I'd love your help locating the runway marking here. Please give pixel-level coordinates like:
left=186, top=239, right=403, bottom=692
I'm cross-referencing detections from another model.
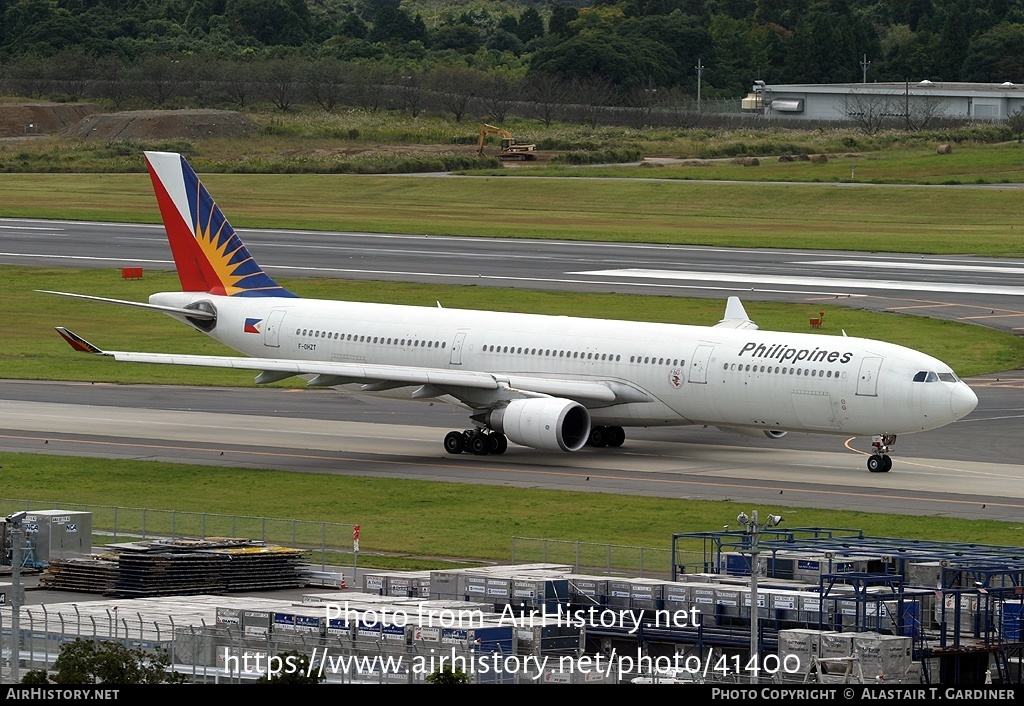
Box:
left=0, top=225, right=64, bottom=231
left=573, top=268, right=1024, bottom=297
left=0, top=252, right=174, bottom=265
left=961, top=313, right=1024, bottom=321
left=958, top=413, right=1024, bottom=421
left=2, top=432, right=1018, bottom=511
left=802, top=260, right=1024, bottom=275
left=885, top=303, right=959, bottom=311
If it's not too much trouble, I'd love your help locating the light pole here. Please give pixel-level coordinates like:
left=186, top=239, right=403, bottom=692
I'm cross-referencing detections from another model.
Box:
left=736, top=510, right=783, bottom=684
left=695, top=58, right=704, bottom=111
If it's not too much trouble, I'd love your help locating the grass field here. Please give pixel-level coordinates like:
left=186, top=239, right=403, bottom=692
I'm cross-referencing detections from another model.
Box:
left=2, top=171, right=1024, bottom=255
left=2, top=453, right=1022, bottom=568
left=475, top=141, right=1024, bottom=185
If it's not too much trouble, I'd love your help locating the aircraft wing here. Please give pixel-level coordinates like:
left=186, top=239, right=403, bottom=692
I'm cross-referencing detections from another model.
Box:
left=55, top=328, right=647, bottom=406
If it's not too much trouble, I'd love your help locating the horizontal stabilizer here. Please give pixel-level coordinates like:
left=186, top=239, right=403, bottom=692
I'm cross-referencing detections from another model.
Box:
left=54, top=327, right=104, bottom=354
left=39, top=291, right=216, bottom=320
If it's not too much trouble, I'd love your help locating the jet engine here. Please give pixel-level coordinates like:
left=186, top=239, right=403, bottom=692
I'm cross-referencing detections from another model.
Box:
left=483, top=398, right=590, bottom=452
left=717, top=426, right=788, bottom=440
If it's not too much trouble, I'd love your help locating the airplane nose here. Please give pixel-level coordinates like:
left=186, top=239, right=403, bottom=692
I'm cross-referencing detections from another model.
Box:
left=951, top=383, right=978, bottom=419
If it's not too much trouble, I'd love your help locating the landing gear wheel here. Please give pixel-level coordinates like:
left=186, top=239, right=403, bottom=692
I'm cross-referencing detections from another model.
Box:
left=444, top=431, right=465, bottom=455
left=489, top=433, right=507, bottom=455
left=469, top=433, right=490, bottom=456
left=608, top=426, right=626, bottom=448
left=588, top=426, right=609, bottom=447
left=867, top=454, right=892, bottom=473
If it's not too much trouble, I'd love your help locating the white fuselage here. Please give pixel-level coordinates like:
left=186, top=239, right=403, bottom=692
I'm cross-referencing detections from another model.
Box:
left=152, top=291, right=978, bottom=437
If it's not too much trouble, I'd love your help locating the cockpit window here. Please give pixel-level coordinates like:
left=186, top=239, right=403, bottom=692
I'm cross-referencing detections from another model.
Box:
left=914, top=371, right=959, bottom=383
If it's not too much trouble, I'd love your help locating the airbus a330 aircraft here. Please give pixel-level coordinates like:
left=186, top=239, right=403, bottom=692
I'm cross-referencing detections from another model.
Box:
left=49, top=152, right=978, bottom=472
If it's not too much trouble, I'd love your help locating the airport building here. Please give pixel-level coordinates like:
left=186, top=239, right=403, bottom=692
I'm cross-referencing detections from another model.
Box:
left=741, top=81, right=1024, bottom=123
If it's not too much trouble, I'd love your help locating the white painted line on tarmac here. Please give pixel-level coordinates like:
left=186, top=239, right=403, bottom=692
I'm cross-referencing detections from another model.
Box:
left=574, top=268, right=1024, bottom=296
left=803, top=260, right=1024, bottom=275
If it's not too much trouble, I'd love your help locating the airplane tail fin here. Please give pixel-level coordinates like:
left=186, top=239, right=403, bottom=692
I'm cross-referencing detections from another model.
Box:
left=144, top=151, right=296, bottom=298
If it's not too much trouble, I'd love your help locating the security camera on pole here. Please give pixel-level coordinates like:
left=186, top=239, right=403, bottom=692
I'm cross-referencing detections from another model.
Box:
left=736, top=510, right=783, bottom=684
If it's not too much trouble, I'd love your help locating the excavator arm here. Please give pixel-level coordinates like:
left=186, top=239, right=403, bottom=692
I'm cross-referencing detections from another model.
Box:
left=476, top=124, right=537, bottom=161
left=477, top=124, right=513, bottom=157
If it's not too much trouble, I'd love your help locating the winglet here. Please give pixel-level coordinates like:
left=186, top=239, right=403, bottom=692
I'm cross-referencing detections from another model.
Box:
left=54, top=327, right=106, bottom=354
left=715, top=296, right=758, bottom=330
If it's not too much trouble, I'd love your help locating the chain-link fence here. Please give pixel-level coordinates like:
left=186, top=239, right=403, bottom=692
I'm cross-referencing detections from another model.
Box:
left=0, top=497, right=357, bottom=571
left=0, top=608, right=608, bottom=684
left=510, top=536, right=681, bottom=579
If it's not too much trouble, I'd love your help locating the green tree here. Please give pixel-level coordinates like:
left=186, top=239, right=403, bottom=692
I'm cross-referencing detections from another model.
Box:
left=43, top=639, right=183, bottom=684
left=20, top=670, right=50, bottom=684
left=426, top=664, right=470, bottom=684
left=516, top=8, right=545, bottom=43
left=961, top=23, right=1024, bottom=82
left=1008, top=109, right=1024, bottom=143
left=548, top=6, right=578, bottom=37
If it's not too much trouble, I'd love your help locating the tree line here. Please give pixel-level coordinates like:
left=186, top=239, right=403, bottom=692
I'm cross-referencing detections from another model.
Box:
left=2, top=0, right=1023, bottom=103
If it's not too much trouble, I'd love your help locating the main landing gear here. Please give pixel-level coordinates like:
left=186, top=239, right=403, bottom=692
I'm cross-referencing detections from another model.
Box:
left=586, top=425, right=626, bottom=448
left=867, top=434, right=896, bottom=473
left=444, top=429, right=507, bottom=456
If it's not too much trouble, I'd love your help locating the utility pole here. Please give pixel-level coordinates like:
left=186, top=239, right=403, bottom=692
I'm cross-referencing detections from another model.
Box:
left=861, top=54, right=871, bottom=83
left=737, top=510, right=784, bottom=685
left=695, top=58, right=704, bottom=111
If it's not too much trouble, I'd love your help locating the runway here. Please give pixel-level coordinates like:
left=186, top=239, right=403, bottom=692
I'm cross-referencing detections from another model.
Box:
left=2, top=218, right=1024, bottom=523
left=3, top=217, right=1024, bottom=333
left=1, top=376, right=1022, bottom=522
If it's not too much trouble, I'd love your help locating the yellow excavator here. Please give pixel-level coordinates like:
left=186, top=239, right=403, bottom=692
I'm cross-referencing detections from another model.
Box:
left=476, top=124, right=537, bottom=161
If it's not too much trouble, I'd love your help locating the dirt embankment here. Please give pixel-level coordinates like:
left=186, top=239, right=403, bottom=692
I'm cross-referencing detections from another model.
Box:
left=60, top=109, right=258, bottom=140
left=0, top=102, right=102, bottom=138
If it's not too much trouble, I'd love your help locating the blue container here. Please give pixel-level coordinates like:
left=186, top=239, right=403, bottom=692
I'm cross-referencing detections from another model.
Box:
left=1003, top=601, right=1023, bottom=641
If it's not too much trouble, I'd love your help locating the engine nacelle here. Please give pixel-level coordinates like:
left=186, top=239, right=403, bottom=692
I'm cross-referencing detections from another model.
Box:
left=485, top=398, right=591, bottom=452
left=717, top=426, right=788, bottom=440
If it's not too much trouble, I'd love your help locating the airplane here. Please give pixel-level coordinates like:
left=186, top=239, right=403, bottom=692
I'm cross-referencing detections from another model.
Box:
left=47, top=151, right=979, bottom=473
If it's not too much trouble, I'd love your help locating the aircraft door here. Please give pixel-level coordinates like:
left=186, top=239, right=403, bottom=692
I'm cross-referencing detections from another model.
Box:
left=263, top=309, right=287, bottom=348
left=856, top=356, right=883, bottom=396
left=450, top=331, right=467, bottom=365
left=688, top=345, right=714, bottom=384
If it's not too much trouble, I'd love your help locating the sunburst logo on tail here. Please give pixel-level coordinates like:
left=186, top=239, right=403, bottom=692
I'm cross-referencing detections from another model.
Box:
left=146, top=151, right=296, bottom=298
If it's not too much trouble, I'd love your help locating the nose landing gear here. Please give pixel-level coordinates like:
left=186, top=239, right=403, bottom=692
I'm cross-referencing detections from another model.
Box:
left=868, top=434, right=896, bottom=472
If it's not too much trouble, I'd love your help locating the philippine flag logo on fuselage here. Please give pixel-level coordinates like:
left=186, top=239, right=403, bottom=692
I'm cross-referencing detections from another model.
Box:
left=244, top=318, right=262, bottom=334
